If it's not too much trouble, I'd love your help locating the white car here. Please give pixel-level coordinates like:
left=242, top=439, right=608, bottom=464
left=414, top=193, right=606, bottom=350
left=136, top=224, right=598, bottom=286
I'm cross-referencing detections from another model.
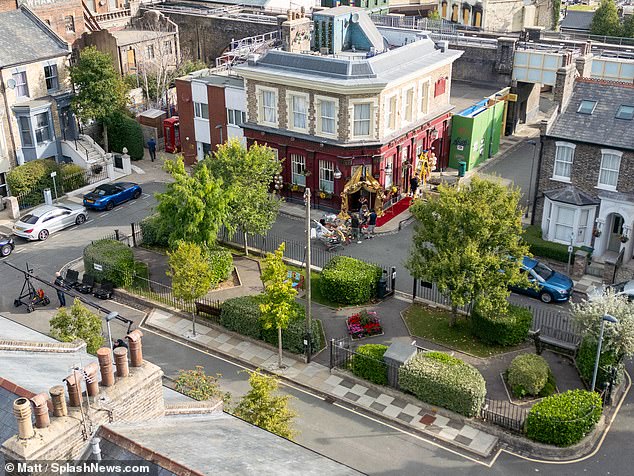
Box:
left=13, top=203, right=87, bottom=241
left=587, top=280, right=634, bottom=302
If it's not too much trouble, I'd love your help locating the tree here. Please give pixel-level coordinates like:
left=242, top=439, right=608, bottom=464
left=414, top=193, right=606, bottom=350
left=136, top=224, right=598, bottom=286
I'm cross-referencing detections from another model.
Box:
left=259, top=243, right=297, bottom=368
left=590, top=0, right=622, bottom=37
left=70, top=46, right=128, bottom=153
left=155, top=157, right=232, bottom=246
left=167, top=241, right=214, bottom=335
left=427, top=9, right=441, bottom=20
left=174, top=366, right=230, bottom=403
left=50, top=299, right=104, bottom=353
left=623, top=14, right=634, bottom=38
left=406, top=176, right=531, bottom=325
left=233, top=370, right=296, bottom=440
left=205, top=140, right=282, bottom=254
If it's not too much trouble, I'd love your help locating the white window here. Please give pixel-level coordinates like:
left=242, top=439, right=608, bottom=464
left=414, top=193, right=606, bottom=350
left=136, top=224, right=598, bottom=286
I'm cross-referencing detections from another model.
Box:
left=18, top=116, right=33, bottom=147
left=542, top=198, right=596, bottom=246
left=34, top=112, right=51, bottom=144
left=554, top=205, right=575, bottom=242
left=543, top=200, right=551, bottom=238
left=320, top=99, right=336, bottom=135
left=419, top=80, right=430, bottom=115
left=386, top=95, right=397, bottom=130
left=552, top=142, right=575, bottom=181
left=578, top=209, right=589, bottom=243
left=260, top=89, right=277, bottom=125
left=291, top=154, right=306, bottom=186
left=194, top=102, right=208, bottom=119
left=290, top=94, right=308, bottom=131
left=319, top=160, right=334, bottom=193
left=44, top=65, right=59, bottom=92
left=13, top=71, right=28, bottom=98
left=353, top=103, right=371, bottom=137
left=404, top=88, right=414, bottom=123
left=146, top=45, right=155, bottom=59
left=598, top=150, right=622, bottom=190
left=227, top=109, right=246, bottom=126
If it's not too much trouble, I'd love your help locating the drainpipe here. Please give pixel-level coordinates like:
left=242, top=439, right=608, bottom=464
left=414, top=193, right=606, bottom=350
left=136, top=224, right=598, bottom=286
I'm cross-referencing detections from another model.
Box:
left=531, top=134, right=545, bottom=226
left=0, top=70, right=20, bottom=170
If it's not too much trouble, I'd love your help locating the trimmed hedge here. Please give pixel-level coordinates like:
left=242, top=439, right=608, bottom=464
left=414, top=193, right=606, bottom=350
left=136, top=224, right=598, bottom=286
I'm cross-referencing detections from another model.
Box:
left=319, top=256, right=382, bottom=305
left=83, top=239, right=135, bottom=287
left=526, top=390, right=602, bottom=446
left=349, top=344, right=388, bottom=386
left=471, top=304, right=532, bottom=346
left=576, top=337, right=622, bottom=389
left=523, top=225, right=579, bottom=264
left=140, top=215, right=169, bottom=248
left=6, top=158, right=59, bottom=196
left=106, top=111, right=144, bottom=161
left=507, top=353, right=550, bottom=398
left=60, top=164, right=88, bottom=193
left=206, top=247, right=233, bottom=288
left=398, top=351, right=486, bottom=417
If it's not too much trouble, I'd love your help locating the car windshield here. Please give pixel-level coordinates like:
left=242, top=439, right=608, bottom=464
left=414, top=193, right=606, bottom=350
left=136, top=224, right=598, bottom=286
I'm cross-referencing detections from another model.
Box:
left=93, top=186, right=113, bottom=196
left=533, top=262, right=554, bottom=281
left=20, top=214, right=39, bottom=224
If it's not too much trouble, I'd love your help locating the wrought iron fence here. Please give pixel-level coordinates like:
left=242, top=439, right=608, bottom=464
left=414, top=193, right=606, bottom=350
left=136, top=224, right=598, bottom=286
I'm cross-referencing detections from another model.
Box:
left=481, top=398, right=527, bottom=434
left=412, top=279, right=474, bottom=316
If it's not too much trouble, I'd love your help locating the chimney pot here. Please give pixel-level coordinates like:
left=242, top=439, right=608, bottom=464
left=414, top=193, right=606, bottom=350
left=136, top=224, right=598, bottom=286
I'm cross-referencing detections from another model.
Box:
left=31, top=393, right=51, bottom=428
left=126, top=329, right=144, bottom=367
left=13, top=398, right=35, bottom=439
left=84, top=362, right=100, bottom=397
left=49, top=385, right=68, bottom=417
left=97, top=347, right=115, bottom=387
left=114, top=347, right=129, bottom=377
left=64, top=372, right=83, bottom=407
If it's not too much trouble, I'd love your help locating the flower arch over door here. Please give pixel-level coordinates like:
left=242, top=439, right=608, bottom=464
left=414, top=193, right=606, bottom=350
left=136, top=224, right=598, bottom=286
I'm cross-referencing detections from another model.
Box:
left=339, top=166, right=386, bottom=219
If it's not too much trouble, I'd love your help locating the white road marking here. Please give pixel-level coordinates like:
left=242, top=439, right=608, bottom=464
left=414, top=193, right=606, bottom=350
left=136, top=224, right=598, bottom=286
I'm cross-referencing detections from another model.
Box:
left=101, top=212, right=110, bottom=217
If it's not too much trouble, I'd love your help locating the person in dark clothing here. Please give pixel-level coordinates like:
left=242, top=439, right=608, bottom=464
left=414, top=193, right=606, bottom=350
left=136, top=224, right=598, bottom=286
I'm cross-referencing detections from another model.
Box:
left=410, top=176, right=419, bottom=197
left=351, top=213, right=361, bottom=243
left=54, top=272, right=66, bottom=307
left=147, top=137, right=157, bottom=162
left=366, top=209, right=377, bottom=239
left=113, top=338, right=128, bottom=350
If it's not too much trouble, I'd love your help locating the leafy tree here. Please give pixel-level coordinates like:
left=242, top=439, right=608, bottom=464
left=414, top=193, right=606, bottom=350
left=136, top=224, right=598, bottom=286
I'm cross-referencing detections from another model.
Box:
left=174, top=365, right=231, bottom=403
left=552, top=0, right=562, bottom=30
left=70, top=46, right=128, bottom=152
left=205, top=140, right=282, bottom=254
left=167, top=241, right=214, bottom=335
left=590, top=0, right=622, bottom=37
left=623, top=14, right=634, bottom=38
left=233, top=370, right=296, bottom=440
left=50, top=299, right=104, bottom=353
left=155, top=156, right=231, bottom=246
left=259, top=243, right=297, bottom=368
left=406, top=177, right=530, bottom=325
left=427, top=9, right=441, bottom=20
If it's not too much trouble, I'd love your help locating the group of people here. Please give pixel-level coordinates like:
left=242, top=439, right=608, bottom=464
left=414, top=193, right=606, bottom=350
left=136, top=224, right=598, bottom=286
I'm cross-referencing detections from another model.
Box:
left=350, top=197, right=377, bottom=243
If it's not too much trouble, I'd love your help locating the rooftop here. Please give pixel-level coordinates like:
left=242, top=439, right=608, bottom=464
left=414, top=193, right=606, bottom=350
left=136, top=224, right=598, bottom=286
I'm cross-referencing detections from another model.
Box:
left=560, top=11, right=595, bottom=32
left=110, top=28, right=175, bottom=46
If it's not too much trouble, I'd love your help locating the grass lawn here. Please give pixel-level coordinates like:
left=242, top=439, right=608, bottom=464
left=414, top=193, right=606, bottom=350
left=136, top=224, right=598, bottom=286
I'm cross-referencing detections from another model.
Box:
left=403, top=304, right=526, bottom=358
left=566, top=4, right=596, bottom=11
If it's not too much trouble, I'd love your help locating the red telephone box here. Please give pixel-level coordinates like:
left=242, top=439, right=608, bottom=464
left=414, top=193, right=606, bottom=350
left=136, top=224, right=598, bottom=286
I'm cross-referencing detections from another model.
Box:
left=163, top=116, right=180, bottom=153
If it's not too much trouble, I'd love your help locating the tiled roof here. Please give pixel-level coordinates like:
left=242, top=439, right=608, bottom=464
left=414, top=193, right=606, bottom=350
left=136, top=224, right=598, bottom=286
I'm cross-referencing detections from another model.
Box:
left=543, top=186, right=600, bottom=206
left=0, top=386, right=22, bottom=468
left=561, top=11, right=595, bottom=31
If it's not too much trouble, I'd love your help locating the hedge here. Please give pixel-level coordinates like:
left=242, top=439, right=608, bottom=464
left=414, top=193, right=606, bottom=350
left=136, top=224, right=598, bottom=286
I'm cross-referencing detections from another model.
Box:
left=318, top=256, right=382, bottom=305
left=6, top=158, right=59, bottom=196
left=206, top=247, right=233, bottom=288
left=523, top=225, right=579, bottom=264
left=471, top=304, right=532, bottom=346
left=349, top=344, right=388, bottom=386
left=83, top=239, right=135, bottom=287
left=576, top=337, right=622, bottom=389
left=526, top=390, right=602, bottom=446
left=60, top=164, right=88, bottom=193
left=507, top=353, right=550, bottom=398
left=106, top=111, right=144, bottom=161
left=140, top=215, right=169, bottom=248
left=398, top=351, right=486, bottom=417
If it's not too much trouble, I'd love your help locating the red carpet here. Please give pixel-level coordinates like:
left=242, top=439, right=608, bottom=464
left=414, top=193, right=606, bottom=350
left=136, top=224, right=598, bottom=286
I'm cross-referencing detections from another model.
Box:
left=377, top=196, right=412, bottom=227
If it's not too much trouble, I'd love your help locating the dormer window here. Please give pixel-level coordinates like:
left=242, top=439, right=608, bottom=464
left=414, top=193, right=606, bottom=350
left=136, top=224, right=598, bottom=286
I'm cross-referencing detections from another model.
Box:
left=615, top=105, right=634, bottom=120
left=577, top=100, right=597, bottom=115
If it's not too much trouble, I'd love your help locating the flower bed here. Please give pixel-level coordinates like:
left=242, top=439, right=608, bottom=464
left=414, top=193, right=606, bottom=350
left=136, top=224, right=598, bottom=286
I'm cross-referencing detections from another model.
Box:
left=347, top=310, right=383, bottom=339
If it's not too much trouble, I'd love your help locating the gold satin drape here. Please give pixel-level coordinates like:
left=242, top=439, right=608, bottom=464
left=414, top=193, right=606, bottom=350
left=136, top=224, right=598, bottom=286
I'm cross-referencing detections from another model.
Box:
left=338, top=167, right=385, bottom=219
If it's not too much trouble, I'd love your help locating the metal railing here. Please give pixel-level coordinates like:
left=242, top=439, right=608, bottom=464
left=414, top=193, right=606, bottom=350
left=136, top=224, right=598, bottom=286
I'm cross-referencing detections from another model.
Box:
left=481, top=398, right=527, bottom=433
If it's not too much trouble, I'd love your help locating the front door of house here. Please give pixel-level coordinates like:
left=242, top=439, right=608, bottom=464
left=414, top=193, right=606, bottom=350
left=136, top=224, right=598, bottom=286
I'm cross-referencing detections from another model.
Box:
left=608, top=214, right=624, bottom=252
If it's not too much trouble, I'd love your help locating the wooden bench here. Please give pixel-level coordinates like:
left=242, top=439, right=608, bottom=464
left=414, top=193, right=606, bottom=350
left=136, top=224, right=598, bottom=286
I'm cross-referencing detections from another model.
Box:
left=530, top=327, right=580, bottom=357
left=286, top=271, right=305, bottom=290
left=195, top=300, right=221, bottom=317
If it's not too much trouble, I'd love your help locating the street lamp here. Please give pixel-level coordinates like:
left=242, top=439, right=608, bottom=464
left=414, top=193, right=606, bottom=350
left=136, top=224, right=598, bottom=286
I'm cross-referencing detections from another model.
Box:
left=303, top=187, right=312, bottom=363
left=525, top=140, right=537, bottom=219
left=591, top=313, right=619, bottom=392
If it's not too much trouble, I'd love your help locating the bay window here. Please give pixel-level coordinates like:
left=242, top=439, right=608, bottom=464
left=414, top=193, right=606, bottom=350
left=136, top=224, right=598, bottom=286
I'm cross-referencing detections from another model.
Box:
left=541, top=197, right=596, bottom=246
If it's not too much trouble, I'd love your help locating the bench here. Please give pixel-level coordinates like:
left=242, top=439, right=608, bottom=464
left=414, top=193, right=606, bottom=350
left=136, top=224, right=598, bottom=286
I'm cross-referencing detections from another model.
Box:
left=286, top=271, right=305, bottom=290
left=530, top=328, right=580, bottom=357
left=195, top=300, right=221, bottom=317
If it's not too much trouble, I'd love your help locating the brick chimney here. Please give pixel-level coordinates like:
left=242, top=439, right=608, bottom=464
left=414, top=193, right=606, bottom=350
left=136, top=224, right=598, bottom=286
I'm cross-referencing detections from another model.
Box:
left=126, top=329, right=144, bottom=367
left=63, top=373, right=83, bottom=407
left=13, top=398, right=35, bottom=439
left=97, top=347, right=114, bottom=387
left=114, top=347, right=129, bottom=377
left=84, top=362, right=100, bottom=397
left=553, top=62, right=578, bottom=112
left=281, top=8, right=311, bottom=53
left=30, top=394, right=50, bottom=429
left=49, top=385, right=68, bottom=417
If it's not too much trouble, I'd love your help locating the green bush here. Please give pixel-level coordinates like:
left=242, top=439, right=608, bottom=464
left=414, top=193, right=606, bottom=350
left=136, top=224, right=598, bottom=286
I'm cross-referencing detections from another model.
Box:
left=398, top=351, right=486, bottom=417
left=523, top=225, right=579, bottom=263
left=349, top=344, right=388, bottom=386
left=261, top=317, right=322, bottom=355
left=7, top=158, right=59, bottom=196
left=507, top=353, right=550, bottom=398
left=206, top=247, right=233, bottom=288
left=60, top=164, right=87, bottom=193
left=471, top=304, right=532, bottom=346
left=83, top=239, right=135, bottom=287
left=140, top=215, right=169, bottom=248
left=576, top=337, right=622, bottom=389
left=526, top=390, right=602, bottom=446
left=318, top=256, right=382, bottom=305
left=106, top=111, right=144, bottom=161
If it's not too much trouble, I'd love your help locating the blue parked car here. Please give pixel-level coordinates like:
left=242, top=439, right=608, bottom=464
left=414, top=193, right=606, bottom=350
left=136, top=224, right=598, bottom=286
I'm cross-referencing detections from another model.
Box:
left=510, top=257, right=574, bottom=303
left=83, top=182, right=142, bottom=211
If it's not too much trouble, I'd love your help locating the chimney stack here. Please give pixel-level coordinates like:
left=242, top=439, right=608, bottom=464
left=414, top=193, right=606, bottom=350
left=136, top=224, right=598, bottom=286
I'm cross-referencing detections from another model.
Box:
left=30, top=393, right=51, bottom=429
left=84, top=362, right=100, bottom=397
left=114, top=347, right=129, bottom=377
left=126, top=329, right=144, bottom=367
left=49, top=385, right=68, bottom=417
left=97, top=347, right=114, bottom=387
left=64, top=372, right=83, bottom=407
left=13, top=398, right=35, bottom=439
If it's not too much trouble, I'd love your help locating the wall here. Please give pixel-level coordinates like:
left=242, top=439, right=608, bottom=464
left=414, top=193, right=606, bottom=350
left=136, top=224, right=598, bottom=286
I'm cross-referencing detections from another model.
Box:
left=82, top=30, right=121, bottom=74
left=25, top=0, right=86, bottom=49
left=175, top=78, right=196, bottom=164
left=225, top=85, right=246, bottom=146
left=450, top=44, right=509, bottom=86
left=484, top=0, right=529, bottom=32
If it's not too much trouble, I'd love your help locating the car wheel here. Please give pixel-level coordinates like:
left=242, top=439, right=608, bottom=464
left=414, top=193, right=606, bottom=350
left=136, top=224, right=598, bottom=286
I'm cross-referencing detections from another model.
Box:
left=106, top=201, right=114, bottom=211
left=38, top=229, right=49, bottom=241
left=75, top=214, right=87, bottom=225
left=539, top=291, right=553, bottom=304
left=133, top=189, right=141, bottom=199
left=0, top=244, right=11, bottom=257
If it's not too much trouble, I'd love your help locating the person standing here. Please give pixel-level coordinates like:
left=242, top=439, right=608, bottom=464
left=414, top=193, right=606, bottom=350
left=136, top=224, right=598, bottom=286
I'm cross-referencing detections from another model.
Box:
left=366, top=209, right=377, bottom=239
left=410, top=175, right=419, bottom=197
left=147, top=137, right=157, bottom=162
left=351, top=213, right=361, bottom=244
left=54, top=272, right=66, bottom=308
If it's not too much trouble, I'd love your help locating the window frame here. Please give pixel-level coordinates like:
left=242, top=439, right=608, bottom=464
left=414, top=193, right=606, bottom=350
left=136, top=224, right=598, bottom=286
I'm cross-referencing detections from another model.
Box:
left=319, top=160, right=334, bottom=193
left=316, top=96, right=337, bottom=137
left=418, top=78, right=431, bottom=117
left=291, top=153, right=306, bottom=186
left=552, top=141, right=575, bottom=182
left=541, top=197, right=596, bottom=246
left=385, top=94, right=397, bottom=131
left=597, top=149, right=622, bottom=191
left=288, top=92, right=309, bottom=132
left=255, top=85, right=278, bottom=127
left=12, top=71, right=29, bottom=99
left=64, top=15, right=75, bottom=33
left=577, top=100, right=597, bottom=115
left=193, top=102, right=209, bottom=120
left=403, top=87, right=415, bottom=123
left=44, top=64, right=59, bottom=92
left=615, top=105, right=634, bottom=120
left=351, top=101, right=373, bottom=139
left=34, top=112, right=51, bottom=145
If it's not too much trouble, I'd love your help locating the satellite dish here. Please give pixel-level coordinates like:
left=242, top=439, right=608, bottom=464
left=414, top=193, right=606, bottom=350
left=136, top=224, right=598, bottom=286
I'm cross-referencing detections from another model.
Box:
left=6, top=78, right=16, bottom=89
left=351, top=13, right=359, bottom=23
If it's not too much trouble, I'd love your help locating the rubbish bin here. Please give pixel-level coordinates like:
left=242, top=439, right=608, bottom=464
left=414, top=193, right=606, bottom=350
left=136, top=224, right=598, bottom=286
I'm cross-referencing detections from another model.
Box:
left=458, top=161, right=467, bottom=178
left=377, top=274, right=388, bottom=299
left=43, top=188, right=53, bottom=206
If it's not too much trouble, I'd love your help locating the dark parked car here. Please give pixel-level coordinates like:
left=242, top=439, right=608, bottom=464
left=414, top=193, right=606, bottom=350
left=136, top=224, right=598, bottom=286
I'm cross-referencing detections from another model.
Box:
left=83, top=182, right=142, bottom=211
left=510, top=257, right=574, bottom=303
left=0, top=234, right=14, bottom=257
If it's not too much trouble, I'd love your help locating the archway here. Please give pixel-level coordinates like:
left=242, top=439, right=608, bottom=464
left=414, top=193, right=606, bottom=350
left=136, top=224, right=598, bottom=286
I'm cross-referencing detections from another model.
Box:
left=339, top=167, right=385, bottom=219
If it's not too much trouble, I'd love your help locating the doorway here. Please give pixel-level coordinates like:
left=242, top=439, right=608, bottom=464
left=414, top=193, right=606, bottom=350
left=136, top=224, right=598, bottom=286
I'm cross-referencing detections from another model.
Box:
left=607, top=214, right=624, bottom=252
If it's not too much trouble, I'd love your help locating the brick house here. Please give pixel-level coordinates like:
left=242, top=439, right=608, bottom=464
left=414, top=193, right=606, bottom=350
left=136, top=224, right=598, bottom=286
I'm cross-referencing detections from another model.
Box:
left=534, top=78, right=634, bottom=266
left=18, top=0, right=86, bottom=50
left=235, top=6, right=462, bottom=213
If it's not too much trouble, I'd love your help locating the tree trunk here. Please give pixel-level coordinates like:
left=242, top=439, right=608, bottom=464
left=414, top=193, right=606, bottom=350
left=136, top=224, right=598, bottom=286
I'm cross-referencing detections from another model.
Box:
left=278, top=326, right=283, bottom=368
left=103, top=123, right=109, bottom=153
left=244, top=232, right=249, bottom=256
left=192, top=310, right=197, bottom=336
left=450, top=305, right=458, bottom=327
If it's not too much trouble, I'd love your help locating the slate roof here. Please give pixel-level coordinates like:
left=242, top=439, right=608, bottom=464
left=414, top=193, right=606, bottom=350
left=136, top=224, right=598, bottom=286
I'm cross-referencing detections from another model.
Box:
left=0, top=386, right=22, bottom=468
left=0, top=7, right=69, bottom=68
left=547, top=79, right=634, bottom=151
left=560, top=11, right=595, bottom=32
left=543, top=186, right=600, bottom=206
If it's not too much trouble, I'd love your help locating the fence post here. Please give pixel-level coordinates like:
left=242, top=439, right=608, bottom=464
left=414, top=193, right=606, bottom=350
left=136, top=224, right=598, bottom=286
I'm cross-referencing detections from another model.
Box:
left=131, top=222, right=137, bottom=248
left=329, top=338, right=335, bottom=369
left=114, top=229, right=120, bottom=241
left=412, top=278, right=417, bottom=302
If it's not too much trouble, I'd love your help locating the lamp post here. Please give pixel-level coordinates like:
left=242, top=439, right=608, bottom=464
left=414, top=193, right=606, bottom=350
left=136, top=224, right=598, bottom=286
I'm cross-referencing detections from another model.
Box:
left=591, top=313, right=618, bottom=392
left=303, top=187, right=312, bottom=363
left=525, top=140, right=537, bottom=219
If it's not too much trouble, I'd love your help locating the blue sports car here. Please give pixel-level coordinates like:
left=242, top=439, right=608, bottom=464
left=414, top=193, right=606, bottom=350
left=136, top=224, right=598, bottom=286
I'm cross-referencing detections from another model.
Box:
left=510, top=257, right=574, bottom=303
left=83, top=182, right=142, bottom=211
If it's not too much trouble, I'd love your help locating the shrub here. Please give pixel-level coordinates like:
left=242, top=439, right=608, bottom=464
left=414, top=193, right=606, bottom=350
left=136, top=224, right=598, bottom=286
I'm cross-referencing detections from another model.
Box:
left=60, top=164, right=87, bottom=193
left=398, top=351, right=486, bottom=417
left=106, top=111, right=144, bottom=161
left=349, top=344, right=388, bottom=386
left=318, top=256, right=382, bottom=305
left=83, top=239, right=135, bottom=286
left=471, top=304, right=532, bottom=346
left=140, top=215, right=169, bottom=248
left=262, top=317, right=322, bottom=355
left=206, top=247, right=233, bottom=288
left=576, top=337, right=623, bottom=389
left=523, top=225, right=579, bottom=263
left=526, top=390, right=602, bottom=446
left=7, top=158, right=59, bottom=201
left=507, top=354, right=550, bottom=398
